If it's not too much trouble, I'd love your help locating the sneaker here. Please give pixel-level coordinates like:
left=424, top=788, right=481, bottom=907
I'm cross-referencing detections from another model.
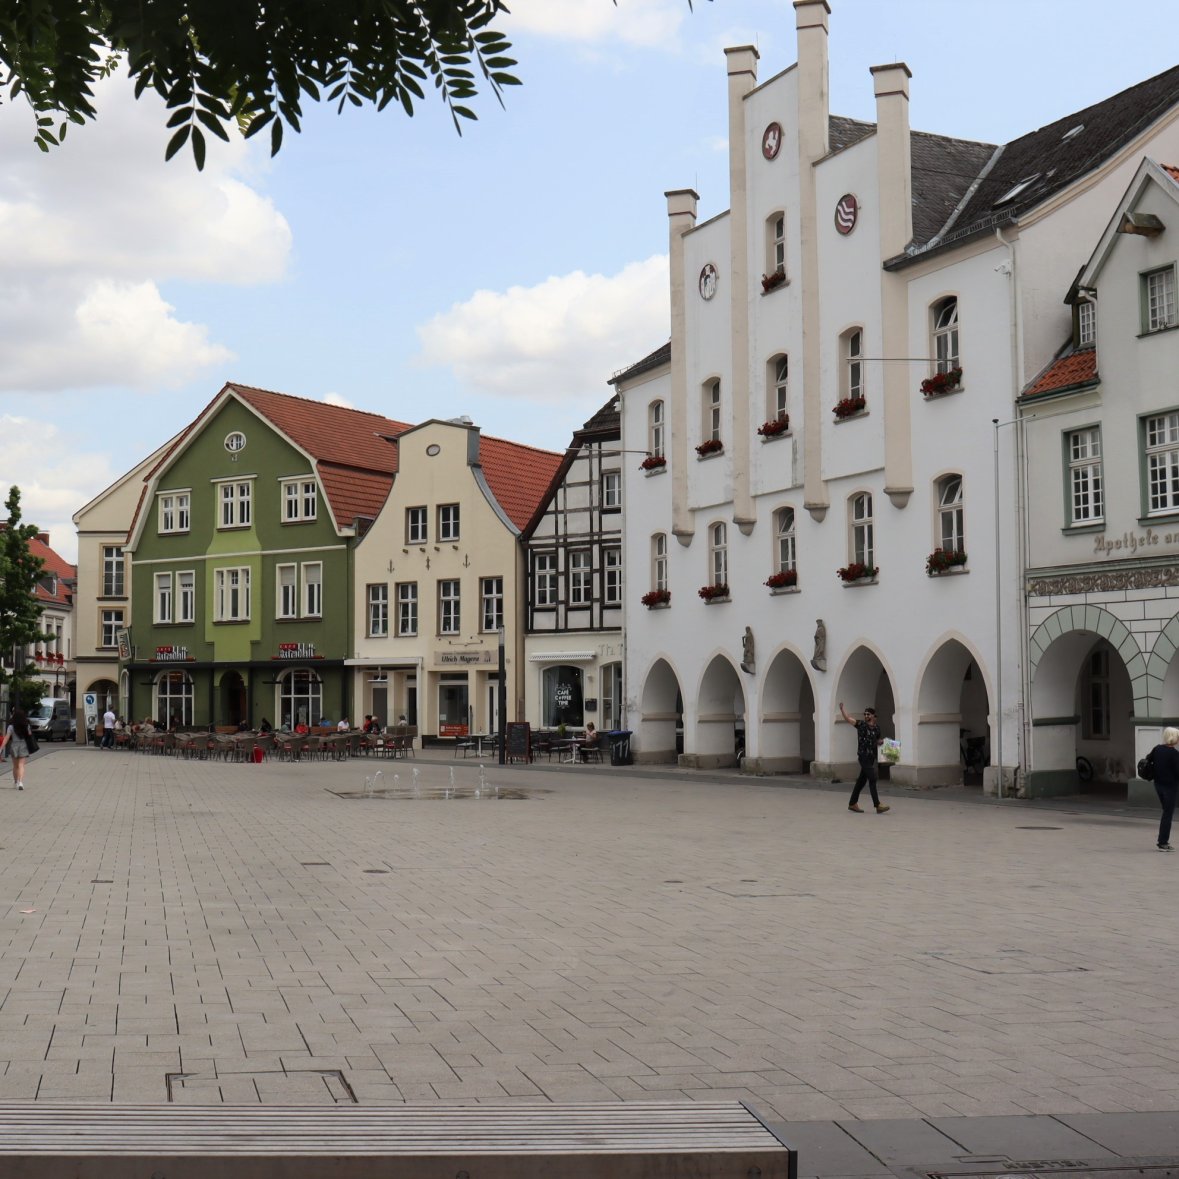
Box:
left=1158, top=843, right=1173, bottom=852
left=848, top=804, right=864, bottom=813
left=876, top=805, right=890, bottom=813
left=16, top=783, right=23, bottom=791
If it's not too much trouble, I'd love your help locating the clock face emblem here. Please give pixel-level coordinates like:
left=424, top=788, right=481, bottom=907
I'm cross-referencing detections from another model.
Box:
left=698, top=263, right=719, bottom=301
left=224, top=431, right=246, bottom=453
left=834, top=193, right=859, bottom=235
left=761, top=122, right=782, bottom=160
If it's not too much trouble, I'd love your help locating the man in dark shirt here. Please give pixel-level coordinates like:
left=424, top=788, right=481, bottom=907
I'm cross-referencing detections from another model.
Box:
left=1150, top=726, right=1179, bottom=851
left=839, top=702, right=890, bottom=814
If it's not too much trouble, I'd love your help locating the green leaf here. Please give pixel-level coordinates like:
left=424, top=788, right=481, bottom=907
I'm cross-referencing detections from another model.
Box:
left=164, top=123, right=191, bottom=161
left=192, top=125, right=206, bottom=169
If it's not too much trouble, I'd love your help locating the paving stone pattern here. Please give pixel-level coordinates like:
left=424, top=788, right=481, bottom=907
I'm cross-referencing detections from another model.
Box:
left=0, top=748, right=1175, bottom=1123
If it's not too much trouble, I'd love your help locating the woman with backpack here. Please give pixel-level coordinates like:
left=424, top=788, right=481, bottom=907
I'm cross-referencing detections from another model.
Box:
left=0, top=708, right=35, bottom=791
left=1146, top=727, right=1179, bottom=852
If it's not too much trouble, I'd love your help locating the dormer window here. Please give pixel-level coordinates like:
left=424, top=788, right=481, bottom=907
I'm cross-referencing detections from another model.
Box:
left=993, top=175, right=1041, bottom=208
left=1077, top=298, right=1096, bottom=347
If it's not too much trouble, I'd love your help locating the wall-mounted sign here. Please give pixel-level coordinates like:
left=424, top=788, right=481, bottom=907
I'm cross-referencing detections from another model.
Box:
left=438, top=651, right=492, bottom=666
left=151, top=645, right=193, bottom=663
left=698, top=263, right=719, bottom=301
left=116, top=628, right=132, bottom=661
left=834, top=193, right=859, bottom=235
left=761, top=122, right=782, bottom=160
left=273, top=642, right=322, bottom=660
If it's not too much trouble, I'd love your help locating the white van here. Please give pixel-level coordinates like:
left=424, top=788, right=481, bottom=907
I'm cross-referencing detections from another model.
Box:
left=28, top=698, right=74, bottom=741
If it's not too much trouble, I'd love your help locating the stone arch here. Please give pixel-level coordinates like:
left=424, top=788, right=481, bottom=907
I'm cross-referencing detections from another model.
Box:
left=829, top=643, right=897, bottom=773
left=636, top=657, right=682, bottom=764
left=759, top=644, right=814, bottom=773
left=913, top=634, right=991, bottom=785
left=1147, top=612, right=1179, bottom=716
left=691, top=653, right=745, bottom=768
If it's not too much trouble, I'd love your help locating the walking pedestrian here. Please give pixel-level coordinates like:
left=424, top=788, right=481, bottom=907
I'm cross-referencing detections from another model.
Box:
left=838, top=701, right=890, bottom=814
left=1149, top=726, right=1179, bottom=851
left=0, top=708, right=33, bottom=790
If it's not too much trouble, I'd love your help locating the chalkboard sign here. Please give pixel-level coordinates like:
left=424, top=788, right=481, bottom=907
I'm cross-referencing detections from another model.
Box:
left=506, top=722, right=531, bottom=764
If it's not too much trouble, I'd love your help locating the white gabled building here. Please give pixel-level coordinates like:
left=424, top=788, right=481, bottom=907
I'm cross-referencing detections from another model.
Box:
left=1021, top=159, right=1179, bottom=802
left=614, top=0, right=1179, bottom=794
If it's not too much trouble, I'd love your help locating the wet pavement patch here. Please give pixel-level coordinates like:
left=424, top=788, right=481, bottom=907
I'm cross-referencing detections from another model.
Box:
left=329, top=787, right=546, bottom=801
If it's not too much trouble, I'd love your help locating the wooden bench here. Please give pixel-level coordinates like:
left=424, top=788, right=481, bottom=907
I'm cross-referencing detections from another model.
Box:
left=0, top=1100, right=796, bottom=1178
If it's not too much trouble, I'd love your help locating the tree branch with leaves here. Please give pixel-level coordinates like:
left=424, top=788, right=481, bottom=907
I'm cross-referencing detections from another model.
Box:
left=0, top=487, right=49, bottom=713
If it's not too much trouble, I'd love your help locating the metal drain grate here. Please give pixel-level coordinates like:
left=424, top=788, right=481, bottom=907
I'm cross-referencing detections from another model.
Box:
left=1016, top=825, right=1063, bottom=830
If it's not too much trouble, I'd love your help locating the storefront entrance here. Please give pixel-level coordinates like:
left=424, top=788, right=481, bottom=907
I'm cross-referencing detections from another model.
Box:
left=438, top=674, right=469, bottom=737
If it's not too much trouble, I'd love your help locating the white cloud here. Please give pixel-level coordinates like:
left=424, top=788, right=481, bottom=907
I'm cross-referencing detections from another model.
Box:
left=323, top=392, right=355, bottom=408
left=415, top=256, right=669, bottom=402
left=504, top=0, right=686, bottom=48
left=0, top=72, right=291, bottom=394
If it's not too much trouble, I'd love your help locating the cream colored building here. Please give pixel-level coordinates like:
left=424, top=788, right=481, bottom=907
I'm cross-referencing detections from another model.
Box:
left=349, top=419, right=561, bottom=740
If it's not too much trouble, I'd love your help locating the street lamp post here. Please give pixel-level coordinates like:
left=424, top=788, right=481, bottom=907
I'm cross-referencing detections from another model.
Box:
left=497, top=626, right=507, bottom=766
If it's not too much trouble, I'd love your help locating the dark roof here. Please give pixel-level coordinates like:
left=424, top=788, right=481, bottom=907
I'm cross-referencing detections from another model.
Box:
left=910, top=130, right=998, bottom=246
left=579, top=395, right=621, bottom=437
left=609, top=341, right=670, bottom=387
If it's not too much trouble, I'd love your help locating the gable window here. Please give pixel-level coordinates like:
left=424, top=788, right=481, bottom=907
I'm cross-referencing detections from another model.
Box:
left=438, top=504, right=460, bottom=542
left=159, top=492, right=190, bottom=534
left=569, top=551, right=592, bottom=605
left=534, top=553, right=558, bottom=607
left=709, top=522, right=728, bottom=587
left=703, top=379, right=722, bottom=443
left=1077, top=298, right=1096, bottom=347
left=1067, top=428, right=1103, bottom=525
left=932, top=297, right=959, bottom=374
left=214, top=567, right=251, bottom=621
left=281, top=479, right=317, bottom=522
left=601, top=470, right=621, bottom=511
left=438, top=579, right=461, bottom=634
left=648, top=400, right=665, bottom=458
left=1146, top=411, right=1179, bottom=514
left=302, top=562, right=323, bottom=618
left=1144, top=266, right=1177, bottom=333
left=841, top=328, right=864, bottom=399
left=766, top=211, right=785, bottom=276
left=177, top=570, right=195, bottom=624
left=768, top=354, right=789, bottom=421
left=481, top=576, right=503, bottom=632
left=277, top=564, right=297, bottom=619
left=850, top=493, right=874, bottom=567
left=218, top=481, right=252, bottom=529
left=100, top=609, right=124, bottom=649
left=603, top=547, right=622, bottom=605
left=368, top=584, right=389, bottom=637
left=937, top=475, right=964, bottom=551
left=774, top=508, right=796, bottom=574
left=652, top=533, right=667, bottom=592
left=406, top=506, right=428, bottom=544
left=102, top=546, right=125, bottom=597
left=154, top=572, right=173, bottom=624
left=397, top=583, right=418, bottom=636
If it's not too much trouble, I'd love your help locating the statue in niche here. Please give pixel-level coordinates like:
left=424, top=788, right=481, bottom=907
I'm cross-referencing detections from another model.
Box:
left=740, top=626, right=755, bottom=675
left=811, top=619, right=827, bottom=672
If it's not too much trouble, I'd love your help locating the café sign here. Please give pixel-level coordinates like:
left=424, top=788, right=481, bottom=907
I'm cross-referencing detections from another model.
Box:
left=151, top=645, right=193, bottom=663
left=273, top=642, right=323, bottom=660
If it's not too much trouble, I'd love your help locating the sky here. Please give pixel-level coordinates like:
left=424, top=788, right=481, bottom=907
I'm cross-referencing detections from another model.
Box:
left=2, top=0, right=1177, bottom=564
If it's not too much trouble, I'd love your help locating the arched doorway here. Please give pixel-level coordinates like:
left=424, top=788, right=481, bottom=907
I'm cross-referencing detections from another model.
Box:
left=915, top=638, right=990, bottom=787
left=759, top=648, right=814, bottom=773
left=637, top=659, right=682, bottom=764
left=693, top=655, right=744, bottom=769
left=830, top=646, right=896, bottom=778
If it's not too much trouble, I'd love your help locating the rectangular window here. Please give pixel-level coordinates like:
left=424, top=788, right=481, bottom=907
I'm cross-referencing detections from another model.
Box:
left=1067, top=428, right=1103, bottom=524
left=154, top=572, right=173, bottom=624
left=406, top=506, right=428, bottom=544
left=159, top=492, right=190, bottom=534
left=282, top=479, right=317, bottom=522
left=219, top=481, right=252, bottom=528
left=603, top=548, right=622, bottom=605
left=302, top=562, right=323, bottom=618
left=569, top=551, right=592, bottom=605
left=178, top=570, right=195, bottom=624
left=534, top=553, right=558, bottom=607
left=1146, top=412, right=1179, bottom=514
left=215, top=567, right=251, bottom=621
left=649, top=400, right=665, bottom=458
left=1077, top=299, right=1096, bottom=347
left=652, top=534, right=667, bottom=592
left=397, top=583, right=418, bottom=636
left=601, top=471, right=621, bottom=511
left=770, top=212, right=785, bottom=273
left=710, top=523, right=728, bottom=586
left=704, top=379, right=722, bottom=442
left=439, top=579, right=461, bottom=634
left=277, top=564, right=297, bottom=618
left=1084, top=648, right=1111, bottom=739
left=1145, top=266, right=1177, bottom=333
left=852, top=494, right=874, bottom=567
left=776, top=509, right=796, bottom=574
left=102, top=546, right=125, bottom=597
left=438, top=504, right=460, bottom=542
left=481, top=576, right=503, bottom=632
left=771, top=355, right=789, bottom=420
left=100, top=609, right=123, bottom=649
left=844, top=329, right=864, bottom=399
left=368, top=584, right=389, bottom=637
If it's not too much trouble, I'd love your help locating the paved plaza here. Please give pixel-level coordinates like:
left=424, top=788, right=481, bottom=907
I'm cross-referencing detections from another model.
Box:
left=1, top=745, right=1177, bottom=1171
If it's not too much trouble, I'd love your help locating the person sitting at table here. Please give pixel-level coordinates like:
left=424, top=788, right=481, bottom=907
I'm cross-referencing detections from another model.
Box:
left=580, top=722, right=600, bottom=761
left=337, top=717, right=350, bottom=732
left=138, top=717, right=156, bottom=735
left=294, top=721, right=309, bottom=735
left=258, top=717, right=273, bottom=733
left=237, top=719, right=250, bottom=732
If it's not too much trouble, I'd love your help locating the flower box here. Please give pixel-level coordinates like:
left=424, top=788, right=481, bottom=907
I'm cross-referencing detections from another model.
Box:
left=920, top=367, right=963, bottom=398
left=837, top=562, right=878, bottom=583
left=641, top=589, right=671, bottom=608
left=696, top=438, right=724, bottom=457
left=926, top=548, right=968, bottom=575
left=640, top=454, right=666, bottom=471
left=764, top=570, right=798, bottom=589
left=833, top=396, right=867, bottom=420
left=761, top=268, right=786, bottom=294
left=757, top=415, right=790, bottom=437
left=698, top=583, right=730, bottom=602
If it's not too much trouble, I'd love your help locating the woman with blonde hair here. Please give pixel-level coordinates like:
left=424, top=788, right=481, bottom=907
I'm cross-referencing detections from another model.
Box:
left=1149, top=726, right=1179, bottom=852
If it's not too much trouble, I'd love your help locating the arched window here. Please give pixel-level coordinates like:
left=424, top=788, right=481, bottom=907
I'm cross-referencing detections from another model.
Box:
left=155, top=670, right=193, bottom=728
left=702, top=379, right=722, bottom=443
left=709, top=522, right=728, bottom=587
left=840, top=328, right=864, bottom=399
left=937, top=475, right=964, bottom=552
left=766, top=211, right=785, bottom=276
left=774, top=507, right=796, bottom=574
left=648, top=399, right=665, bottom=458
left=651, top=533, right=668, bottom=592
left=768, top=354, right=789, bottom=421
left=278, top=669, right=322, bottom=730
left=850, top=493, right=874, bottom=567
left=932, top=297, right=959, bottom=373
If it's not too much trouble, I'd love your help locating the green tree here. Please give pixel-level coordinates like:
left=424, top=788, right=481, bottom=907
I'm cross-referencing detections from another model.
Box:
left=0, top=487, right=49, bottom=713
left=0, top=0, right=521, bottom=168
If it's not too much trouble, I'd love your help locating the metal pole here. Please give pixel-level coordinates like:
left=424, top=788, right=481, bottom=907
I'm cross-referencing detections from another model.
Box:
left=497, top=627, right=507, bottom=766
left=993, top=418, right=1004, bottom=799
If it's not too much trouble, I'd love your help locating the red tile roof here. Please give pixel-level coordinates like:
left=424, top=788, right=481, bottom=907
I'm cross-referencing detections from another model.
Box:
left=478, top=435, right=564, bottom=531
left=1022, top=348, right=1098, bottom=399
left=1164, top=164, right=1179, bottom=185
left=27, top=533, right=75, bottom=606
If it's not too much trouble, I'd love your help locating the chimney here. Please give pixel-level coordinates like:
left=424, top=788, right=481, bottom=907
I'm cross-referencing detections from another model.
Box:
left=666, top=189, right=699, bottom=541
left=870, top=62, right=913, bottom=258
left=794, top=0, right=830, bottom=165
left=37, top=532, right=49, bottom=546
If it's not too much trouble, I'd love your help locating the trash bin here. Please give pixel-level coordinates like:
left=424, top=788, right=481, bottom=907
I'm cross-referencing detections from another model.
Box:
left=607, top=730, right=632, bottom=766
